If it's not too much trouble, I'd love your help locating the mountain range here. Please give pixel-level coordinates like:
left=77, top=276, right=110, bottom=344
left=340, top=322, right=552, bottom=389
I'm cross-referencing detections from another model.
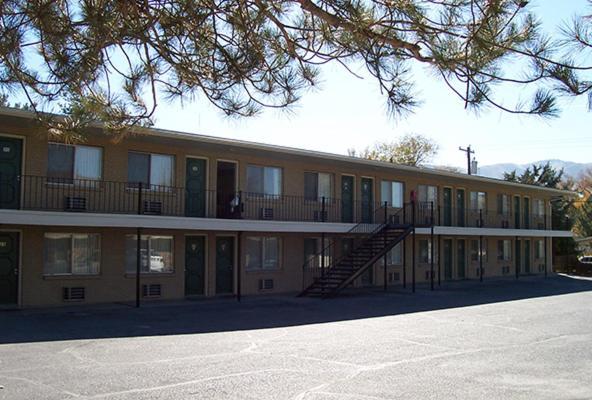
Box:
left=477, top=160, right=592, bottom=180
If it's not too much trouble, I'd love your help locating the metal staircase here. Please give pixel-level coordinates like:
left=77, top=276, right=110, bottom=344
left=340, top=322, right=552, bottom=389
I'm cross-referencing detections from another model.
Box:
left=299, top=202, right=429, bottom=298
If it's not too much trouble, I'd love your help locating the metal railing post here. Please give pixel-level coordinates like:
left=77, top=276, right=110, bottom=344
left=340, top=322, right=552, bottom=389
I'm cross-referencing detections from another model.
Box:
left=479, top=235, right=483, bottom=283
left=136, top=181, right=143, bottom=308
left=383, top=201, right=388, bottom=291
left=412, top=201, right=416, bottom=293
left=430, top=201, right=434, bottom=291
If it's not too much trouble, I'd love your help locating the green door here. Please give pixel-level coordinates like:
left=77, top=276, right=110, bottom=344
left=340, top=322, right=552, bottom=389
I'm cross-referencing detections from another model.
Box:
left=456, top=189, right=465, bottom=227
left=524, top=240, right=531, bottom=274
left=215, top=237, right=234, bottom=294
left=185, top=236, right=205, bottom=296
left=523, top=198, right=530, bottom=229
left=0, top=232, right=19, bottom=305
left=0, top=137, right=22, bottom=209
left=514, top=196, right=521, bottom=229
left=515, top=239, right=522, bottom=275
left=443, top=188, right=452, bottom=226
left=443, top=239, right=453, bottom=280
left=185, top=158, right=207, bottom=217
left=457, top=239, right=466, bottom=279
left=361, top=178, right=373, bottom=223
left=341, top=176, right=354, bottom=223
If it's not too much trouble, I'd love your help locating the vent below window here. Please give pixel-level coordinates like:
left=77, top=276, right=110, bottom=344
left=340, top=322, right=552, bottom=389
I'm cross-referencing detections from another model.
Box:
left=258, top=279, right=274, bottom=291
left=143, top=201, right=162, bottom=215
left=64, top=196, right=87, bottom=212
left=63, top=287, right=86, bottom=302
left=142, top=283, right=162, bottom=298
left=259, top=208, right=274, bottom=220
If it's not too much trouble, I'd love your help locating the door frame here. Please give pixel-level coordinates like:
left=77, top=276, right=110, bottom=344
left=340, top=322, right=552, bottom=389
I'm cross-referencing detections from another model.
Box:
left=442, top=236, right=454, bottom=280
left=341, top=174, right=356, bottom=222
left=184, top=233, right=208, bottom=296
left=214, top=233, right=238, bottom=295
left=456, top=238, right=467, bottom=279
left=442, top=186, right=453, bottom=226
left=185, top=155, right=210, bottom=215
left=0, top=133, right=27, bottom=209
left=360, top=176, right=375, bottom=222
left=0, top=229, right=23, bottom=307
left=216, top=159, right=239, bottom=191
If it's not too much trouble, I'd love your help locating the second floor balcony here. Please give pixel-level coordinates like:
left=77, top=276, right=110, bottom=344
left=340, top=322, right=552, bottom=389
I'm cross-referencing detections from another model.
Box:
left=0, top=175, right=557, bottom=231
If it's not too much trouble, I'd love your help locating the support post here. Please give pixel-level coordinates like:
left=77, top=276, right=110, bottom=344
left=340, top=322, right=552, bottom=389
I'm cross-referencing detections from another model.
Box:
left=438, top=235, right=441, bottom=286
left=383, top=201, right=388, bottom=291
left=515, top=236, right=519, bottom=279
left=430, top=201, right=434, bottom=291
left=136, top=181, right=143, bottom=308
left=402, top=237, right=407, bottom=289
left=544, top=236, right=548, bottom=278
left=237, top=232, right=242, bottom=302
left=412, top=201, right=416, bottom=293
left=321, top=232, right=325, bottom=279
left=479, top=235, right=483, bottom=283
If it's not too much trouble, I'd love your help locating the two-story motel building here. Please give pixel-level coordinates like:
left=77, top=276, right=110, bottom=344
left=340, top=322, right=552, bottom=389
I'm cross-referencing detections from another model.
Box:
left=0, top=107, right=573, bottom=307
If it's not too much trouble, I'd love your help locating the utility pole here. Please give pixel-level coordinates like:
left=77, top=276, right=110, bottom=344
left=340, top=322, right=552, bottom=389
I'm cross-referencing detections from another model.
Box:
left=459, top=145, right=475, bottom=175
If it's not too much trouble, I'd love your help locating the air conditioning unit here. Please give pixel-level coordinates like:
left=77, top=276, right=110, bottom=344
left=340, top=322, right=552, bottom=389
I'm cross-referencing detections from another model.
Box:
left=260, top=207, right=274, bottom=220
left=62, top=287, right=86, bottom=302
left=258, top=279, right=274, bottom=291
left=64, top=196, right=87, bottom=212
left=142, top=283, right=162, bottom=298
left=313, top=210, right=328, bottom=222
left=143, top=201, right=162, bottom=215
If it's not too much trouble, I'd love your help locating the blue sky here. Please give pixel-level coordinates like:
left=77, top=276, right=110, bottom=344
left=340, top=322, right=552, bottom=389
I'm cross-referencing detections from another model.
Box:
left=121, top=2, right=584, bottom=168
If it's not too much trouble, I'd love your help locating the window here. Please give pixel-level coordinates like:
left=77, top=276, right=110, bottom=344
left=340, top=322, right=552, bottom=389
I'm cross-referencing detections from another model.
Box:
left=44, top=233, right=100, bottom=275
left=497, top=194, right=510, bottom=215
left=126, top=235, right=174, bottom=273
left=419, top=239, right=437, bottom=263
left=497, top=240, right=511, bottom=261
left=304, top=237, right=331, bottom=267
left=536, top=240, right=545, bottom=259
left=381, top=181, right=404, bottom=208
left=470, top=191, right=487, bottom=210
left=304, top=172, right=333, bottom=201
left=47, top=143, right=102, bottom=183
left=247, top=166, right=282, bottom=197
left=533, top=199, right=545, bottom=217
left=417, top=185, right=438, bottom=205
left=128, top=152, right=174, bottom=188
left=386, top=243, right=402, bottom=265
left=246, top=237, right=280, bottom=270
left=470, top=239, right=488, bottom=262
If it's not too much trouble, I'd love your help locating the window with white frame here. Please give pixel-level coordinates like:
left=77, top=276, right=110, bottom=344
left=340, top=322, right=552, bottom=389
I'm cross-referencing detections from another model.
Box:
left=246, top=165, right=282, bottom=197
left=417, top=185, right=438, bottom=205
left=381, top=181, right=404, bottom=208
left=497, top=240, right=512, bottom=261
left=470, top=191, right=487, bottom=211
left=44, top=233, right=100, bottom=275
left=304, top=172, right=333, bottom=201
left=497, top=194, right=510, bottom=215
left=127, top=152, right=174, bottom=188
left=47, top=143, right=102, bottom=183
left=125, top=235, right=174, bottom=273
left=470, top=239, right=488, bottom=262
left=419, top=239, right=437, bottom=263
left=304, top=237, right=331, bottom=267
left=533, top=199, right=545, bottom=217
left=245, top=236, right=280, bottom=270
left=386, top=242, right=403, bottom=265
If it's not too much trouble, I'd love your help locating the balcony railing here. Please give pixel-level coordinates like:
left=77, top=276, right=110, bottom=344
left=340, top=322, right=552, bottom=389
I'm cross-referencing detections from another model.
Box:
left=0, top=175, right=553, bottom=230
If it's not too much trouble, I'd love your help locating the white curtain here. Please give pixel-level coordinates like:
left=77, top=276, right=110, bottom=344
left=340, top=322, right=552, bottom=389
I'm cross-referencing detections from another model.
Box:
left=74, top=146, right=102, bottom=181
left=263, top=237, right=279, bottom=269
left=44, top=233, right=71, bottom=274
left=150, top=155, right=174, bottom=188
left=245, top=237, right=262, bottom=270
left=71, top=234, right=100, bottom=274
left=318, top=173, right=332, bottom=200
left=264, top=167, right=282, bottom=196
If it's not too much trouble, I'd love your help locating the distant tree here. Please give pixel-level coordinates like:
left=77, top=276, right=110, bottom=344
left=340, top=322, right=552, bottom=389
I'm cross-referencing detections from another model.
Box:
left=351, top=134, right=438, bottom=167
left=503, top=162, right=564, bottom=188
left=572, top=169, right=592, bottom=238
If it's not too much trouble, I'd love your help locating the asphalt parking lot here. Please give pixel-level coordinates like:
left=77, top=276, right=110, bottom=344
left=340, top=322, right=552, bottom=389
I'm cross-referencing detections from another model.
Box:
left=1, top=275, right=591, bottom=400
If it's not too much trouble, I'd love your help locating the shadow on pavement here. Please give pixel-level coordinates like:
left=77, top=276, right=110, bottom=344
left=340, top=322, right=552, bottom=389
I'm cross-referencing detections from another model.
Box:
left=1, top=275, right=591, bottom=344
